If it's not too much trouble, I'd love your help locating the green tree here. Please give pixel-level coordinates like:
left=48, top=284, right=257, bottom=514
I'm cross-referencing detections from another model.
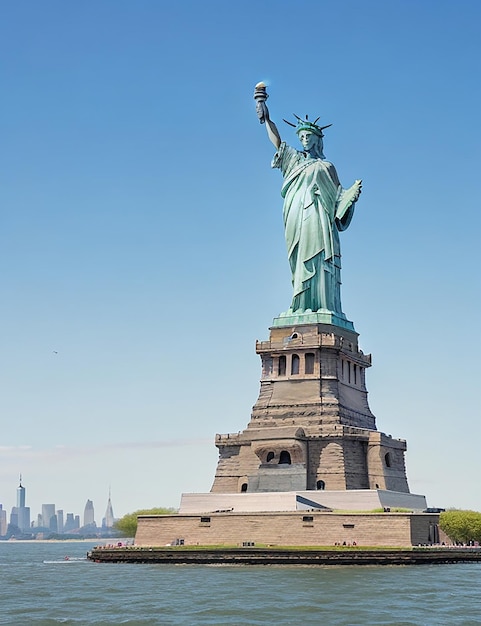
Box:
left=439, top=510, right=481, bottom=544
left=115, top=507, right=177, bottom=537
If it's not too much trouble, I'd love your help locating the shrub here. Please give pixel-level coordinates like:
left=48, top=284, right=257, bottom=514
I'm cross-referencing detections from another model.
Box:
left=439, top=510, right=481, bottom=544
left=115, top=507, right=177, bottom=537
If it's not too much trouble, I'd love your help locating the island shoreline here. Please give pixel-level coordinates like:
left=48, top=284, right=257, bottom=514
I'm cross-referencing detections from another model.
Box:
left=87, top=546, right=481, bottom=566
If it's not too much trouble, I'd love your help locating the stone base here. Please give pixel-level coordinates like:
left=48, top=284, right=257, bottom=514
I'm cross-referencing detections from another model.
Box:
left=212, top=322, right=410, bottom=495
left=180, top=489, right=427, bottom=514
left=135, top=509, right=439, bottom=548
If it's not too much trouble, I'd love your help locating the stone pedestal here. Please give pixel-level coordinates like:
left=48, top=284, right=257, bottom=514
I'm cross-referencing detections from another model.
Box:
left=211, top=321, right=410, bottom=495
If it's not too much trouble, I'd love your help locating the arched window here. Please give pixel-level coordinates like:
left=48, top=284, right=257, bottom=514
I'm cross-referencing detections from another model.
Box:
left=263, top=356, right=273, bottom=376
left=305, top=353, right=315, bottom=375
left=291, top=354, right=300, bottom=375
left=279, top=450, right=291, bottom=465
left=240, top=483, right=248, bottom=492
left=278, top=355, right=286, bottom=376
left=384, top=452, right=392, bottom=468
left=316, top=480, right=326, bottom=490
left=266, top=451, right=275, bottom=463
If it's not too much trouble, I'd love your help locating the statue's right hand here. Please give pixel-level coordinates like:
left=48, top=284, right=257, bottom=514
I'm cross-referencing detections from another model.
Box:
left=256, top=100, right=269, bottom=124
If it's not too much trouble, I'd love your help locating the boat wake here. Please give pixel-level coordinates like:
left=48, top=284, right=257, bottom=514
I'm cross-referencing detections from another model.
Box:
left=43, top=557, right=88, bottom=564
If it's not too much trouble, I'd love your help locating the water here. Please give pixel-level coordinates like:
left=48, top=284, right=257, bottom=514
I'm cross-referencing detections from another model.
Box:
left=1, top=542, right=481, bottom=625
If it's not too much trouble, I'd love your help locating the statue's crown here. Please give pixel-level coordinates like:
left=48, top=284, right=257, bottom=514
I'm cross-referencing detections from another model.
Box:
left=284, top=114, right=332, bottom=137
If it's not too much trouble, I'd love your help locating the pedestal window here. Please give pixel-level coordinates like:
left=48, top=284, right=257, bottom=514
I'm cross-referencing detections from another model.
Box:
left=305, top=352, right=315, bottom=374
left=279, top=451, right=292, bottom=465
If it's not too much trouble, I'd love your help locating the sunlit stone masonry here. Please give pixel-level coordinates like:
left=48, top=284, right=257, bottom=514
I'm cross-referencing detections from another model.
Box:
left=211, top=321, right=410, bottom=496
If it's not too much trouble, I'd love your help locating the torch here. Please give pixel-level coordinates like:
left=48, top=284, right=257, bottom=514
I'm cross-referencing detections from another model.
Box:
left=254, top=82, right=269, bottom=124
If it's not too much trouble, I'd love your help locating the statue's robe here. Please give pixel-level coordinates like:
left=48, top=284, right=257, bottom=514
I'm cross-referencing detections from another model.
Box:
left=272, top=142, right=361, bottom=314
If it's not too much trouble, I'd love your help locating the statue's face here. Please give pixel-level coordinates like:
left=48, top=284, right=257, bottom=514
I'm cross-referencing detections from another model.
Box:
left=298, top=130, right=319, bottom=152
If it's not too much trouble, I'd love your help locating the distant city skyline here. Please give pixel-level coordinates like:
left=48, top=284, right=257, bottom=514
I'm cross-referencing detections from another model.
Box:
left=0, top=477, right=116, bottom=537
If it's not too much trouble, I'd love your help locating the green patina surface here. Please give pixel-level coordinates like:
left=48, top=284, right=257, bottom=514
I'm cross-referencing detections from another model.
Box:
left=272, top=309, right=355, bottom=331
left=255, top=84, right=361, bottom=322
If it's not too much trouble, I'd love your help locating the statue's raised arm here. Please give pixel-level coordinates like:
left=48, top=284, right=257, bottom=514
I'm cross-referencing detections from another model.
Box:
left=254, top=83, right=281, bottom=149
left=254, top=83, right=362, bottom=325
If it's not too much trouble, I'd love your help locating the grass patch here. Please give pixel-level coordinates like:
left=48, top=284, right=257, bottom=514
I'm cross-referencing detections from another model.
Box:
left=332, top=508, right=413, bottom=514
left=121, top=544, right=413, bottom=552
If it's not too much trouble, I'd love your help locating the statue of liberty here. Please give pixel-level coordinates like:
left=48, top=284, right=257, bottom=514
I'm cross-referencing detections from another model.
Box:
left=254, top=83, right=362, bottom=321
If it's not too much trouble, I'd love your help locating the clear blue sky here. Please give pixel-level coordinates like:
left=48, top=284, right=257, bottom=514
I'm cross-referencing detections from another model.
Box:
left=1, top=0, right=480, bottom=520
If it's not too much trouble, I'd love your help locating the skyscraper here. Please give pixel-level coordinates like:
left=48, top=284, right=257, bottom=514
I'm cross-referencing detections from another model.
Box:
left=10, top=508, right=18, bottom=528
left=17, top=478, right=25, bottom=508
left=56, top=509, right=64, bottom=534
left=102, top=489, right=115, bottom=529
left=41, top=504, right=56, bottom=529
left=14, top=476, right=30, bottom=532
left=83, top=499, right=95, bottom=527
left=0, top=505, right=7, bottom=536
left=64, top=513, right=77, bottom=533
